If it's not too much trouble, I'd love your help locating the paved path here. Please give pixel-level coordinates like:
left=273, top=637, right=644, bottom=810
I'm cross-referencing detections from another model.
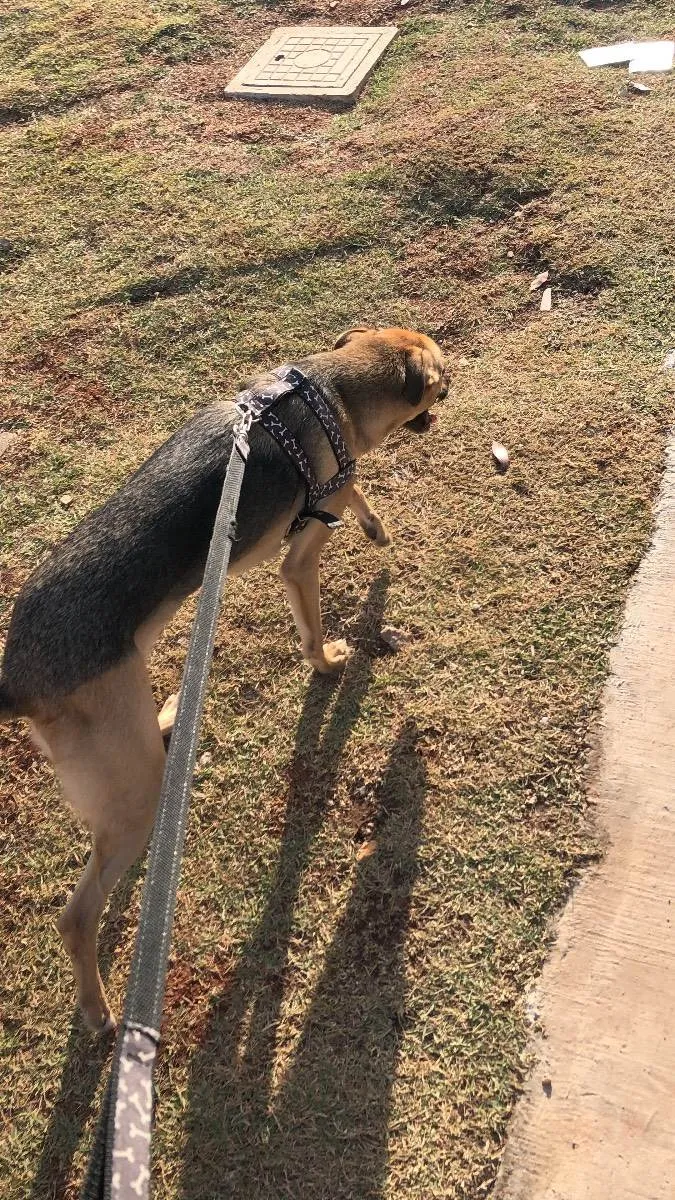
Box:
left=496, top=446, right=675, bottom=1200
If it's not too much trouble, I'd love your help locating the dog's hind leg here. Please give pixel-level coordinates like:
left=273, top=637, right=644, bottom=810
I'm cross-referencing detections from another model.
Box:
left=30, top=654, right=166, bottom=1031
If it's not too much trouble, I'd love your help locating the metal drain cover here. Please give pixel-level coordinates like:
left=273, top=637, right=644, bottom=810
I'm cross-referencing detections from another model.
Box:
left=226, top=25, right=398, bottom=105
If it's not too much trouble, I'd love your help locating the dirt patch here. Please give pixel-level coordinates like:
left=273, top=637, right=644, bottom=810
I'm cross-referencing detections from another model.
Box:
left=0, top=237, right=31, bottom=272
left=402, top=161, right=552, bottom=223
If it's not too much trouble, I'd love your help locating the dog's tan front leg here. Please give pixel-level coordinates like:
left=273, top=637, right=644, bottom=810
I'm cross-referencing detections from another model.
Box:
left=280, top=490, right=352, bottom=674
left=349, top=483, right=392, bottom=547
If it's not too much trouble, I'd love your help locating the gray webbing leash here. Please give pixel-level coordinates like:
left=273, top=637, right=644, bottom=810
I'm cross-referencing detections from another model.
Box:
left=81, top=409, right=252, bottom=1200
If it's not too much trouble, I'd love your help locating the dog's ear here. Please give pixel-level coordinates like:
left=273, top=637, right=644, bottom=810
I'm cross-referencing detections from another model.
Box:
left=403, top=347, right=441, bottom=406
left=402, top=348, right=425, bottom=406
left=333, top=326, right=372, bottom=350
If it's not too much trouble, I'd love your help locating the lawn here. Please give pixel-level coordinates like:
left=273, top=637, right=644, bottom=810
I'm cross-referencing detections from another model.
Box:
left=1, top=1, right=674, bottom=1197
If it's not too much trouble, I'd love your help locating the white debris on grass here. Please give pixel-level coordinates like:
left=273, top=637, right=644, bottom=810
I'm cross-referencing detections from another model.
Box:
left=529, top=270, right=549, bottom=292
left=628, top=42, right=674, bottom=72
left=491, top=442, right=510, bottom=473
left=579, top=40, right=674, bottom=73
left=579, top=42, right=637, bottom=68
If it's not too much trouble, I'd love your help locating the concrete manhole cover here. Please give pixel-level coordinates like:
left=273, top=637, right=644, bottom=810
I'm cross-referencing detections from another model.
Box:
left=226, top=25, right=398, bottom=105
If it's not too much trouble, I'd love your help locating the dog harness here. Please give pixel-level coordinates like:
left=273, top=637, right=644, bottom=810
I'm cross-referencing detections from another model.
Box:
left=234, top=364, right=355, bottom=534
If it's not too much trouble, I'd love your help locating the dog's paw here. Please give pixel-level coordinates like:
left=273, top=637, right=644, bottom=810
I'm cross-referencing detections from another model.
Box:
left=98, top=1011, right=117, bottom=1037
left=158, top=692, right=179, bottom=736
left=313, top=639, right=353, bottom=674
left=362, top=518, right=392, bottom=548
left=82, top=999, right=116, bottom=1036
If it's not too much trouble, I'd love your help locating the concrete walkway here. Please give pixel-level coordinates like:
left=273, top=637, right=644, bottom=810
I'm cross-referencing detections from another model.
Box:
left=496, top=446, right=675, bottom=1200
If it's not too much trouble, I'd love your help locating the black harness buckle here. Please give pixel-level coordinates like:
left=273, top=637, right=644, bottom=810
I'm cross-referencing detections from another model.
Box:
left=290, top=509, right=344, bottom=535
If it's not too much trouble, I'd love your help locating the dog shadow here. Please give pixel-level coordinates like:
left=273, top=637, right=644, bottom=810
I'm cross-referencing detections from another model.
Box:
left=179, top=573, right=428, bottom=1199
left=28, top=868, right=142, bottom=1200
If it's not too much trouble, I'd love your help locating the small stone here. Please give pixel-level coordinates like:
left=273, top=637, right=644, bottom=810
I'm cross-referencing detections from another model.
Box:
left=380, top=626, right=412, bottom=652
left=507, top=250, right=515, bottom=258
left=198, top=752, right=212, bottom=768
left=470, top=602, right=481, bottom=615
left=59, top=493, right=73, bottom=507
left=540, top=287, right=553, bottom=312
left=662, top=349, right=675, bottom=370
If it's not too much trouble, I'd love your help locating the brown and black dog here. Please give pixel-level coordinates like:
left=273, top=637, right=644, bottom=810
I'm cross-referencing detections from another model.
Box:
left=0, top=326, right=447, bottom=1031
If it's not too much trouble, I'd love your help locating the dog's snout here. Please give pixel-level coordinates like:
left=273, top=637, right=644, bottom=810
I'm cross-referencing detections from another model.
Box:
left=438, top=383, right=449, bottom=400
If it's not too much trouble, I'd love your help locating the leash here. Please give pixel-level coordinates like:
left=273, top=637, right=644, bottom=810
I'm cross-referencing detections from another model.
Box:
left=80, top=407, right=252, bottom=1200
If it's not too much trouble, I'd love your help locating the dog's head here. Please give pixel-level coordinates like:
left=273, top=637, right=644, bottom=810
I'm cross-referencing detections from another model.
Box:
left=332, top=326, right=448, bottom=437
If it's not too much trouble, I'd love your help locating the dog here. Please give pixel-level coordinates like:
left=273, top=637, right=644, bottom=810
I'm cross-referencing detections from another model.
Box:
left=0, top=326, right=447, bottom=1031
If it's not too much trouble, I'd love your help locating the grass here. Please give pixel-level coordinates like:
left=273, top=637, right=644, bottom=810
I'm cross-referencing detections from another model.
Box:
left=1, top=0, right=674, bottom=1196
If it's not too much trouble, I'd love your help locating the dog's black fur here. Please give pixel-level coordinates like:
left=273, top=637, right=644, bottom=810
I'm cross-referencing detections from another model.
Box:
left=0, top=346, right=433, bottom=714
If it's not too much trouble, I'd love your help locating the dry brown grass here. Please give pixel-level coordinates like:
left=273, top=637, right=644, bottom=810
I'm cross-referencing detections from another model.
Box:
left=1, top=1, right=674, bottom=1197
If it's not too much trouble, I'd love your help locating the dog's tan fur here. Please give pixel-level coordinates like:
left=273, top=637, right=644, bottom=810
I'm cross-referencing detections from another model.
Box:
left=5, top=327, right=446, bottom=1031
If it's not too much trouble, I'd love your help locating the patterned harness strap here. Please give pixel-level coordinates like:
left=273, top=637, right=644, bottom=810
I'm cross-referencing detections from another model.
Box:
left=235, top=364, right=356, bottom=532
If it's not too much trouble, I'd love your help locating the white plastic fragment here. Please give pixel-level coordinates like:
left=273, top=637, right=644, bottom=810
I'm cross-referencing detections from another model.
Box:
left=628, top=41, right=674, bottom=72
left=579, top=42, right=636, bottom=68
left=529, top=270, right=549, bottom=292
left=628, top=81, right=651, bottom=93
left=491, top=442, right=510, bottom=473
left=663, top=350, right=675, bottom=371
left=579, top=40, right=674, bottom=73
left=540, top=287, right=552, bottom=312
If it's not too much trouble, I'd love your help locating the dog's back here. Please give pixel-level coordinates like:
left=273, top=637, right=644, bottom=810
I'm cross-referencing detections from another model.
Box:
left=0, top=398, right=303, bottom=714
